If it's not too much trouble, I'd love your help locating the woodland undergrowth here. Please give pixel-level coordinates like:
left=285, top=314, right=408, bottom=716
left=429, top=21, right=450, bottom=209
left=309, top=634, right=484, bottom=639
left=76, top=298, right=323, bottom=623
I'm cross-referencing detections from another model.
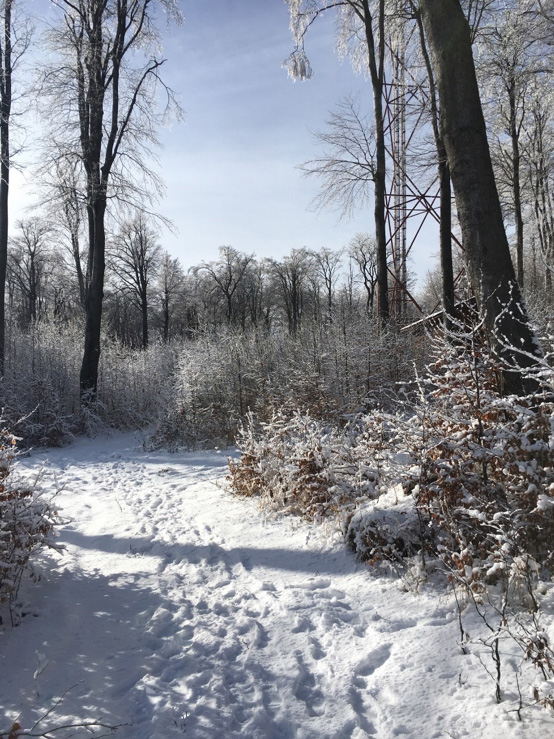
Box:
left=0, top=317, right=419, bottom=449
left=228, top=317, right=554, bottom=712
left=0, top=428, right=61, bottom=627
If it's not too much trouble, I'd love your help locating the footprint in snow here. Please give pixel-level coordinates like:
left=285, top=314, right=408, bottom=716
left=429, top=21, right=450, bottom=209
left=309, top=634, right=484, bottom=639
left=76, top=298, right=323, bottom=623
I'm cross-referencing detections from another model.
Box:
left=309, top=636, right=326, bottom=661
left=355, top=644, right=391, bottom=676
left=291, top=615, right=315, bottom=633
left=296, top=577, right=332, bottom=591
left=348, top=682, right=378, bottom=736
left=376, top=616, right=417, bottom=633
left=293, top=651, right=325, bottom=717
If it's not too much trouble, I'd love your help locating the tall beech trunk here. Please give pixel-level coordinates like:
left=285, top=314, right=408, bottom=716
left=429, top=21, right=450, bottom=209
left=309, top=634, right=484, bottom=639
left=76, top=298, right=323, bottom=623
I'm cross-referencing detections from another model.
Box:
left=0, top=0, right=12, bottom=376
left=508, top=78, right=524, bottom=288
left=362, top=0, right=389, bottom=322
left=419, top=0, right=540, bottom=393
left=80, top=196, right=106, bottom=397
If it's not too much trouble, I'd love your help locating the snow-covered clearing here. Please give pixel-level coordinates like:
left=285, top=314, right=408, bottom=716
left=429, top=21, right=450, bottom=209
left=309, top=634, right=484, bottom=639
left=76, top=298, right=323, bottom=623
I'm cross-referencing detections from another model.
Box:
left=2, top=434, right=554, bottom=738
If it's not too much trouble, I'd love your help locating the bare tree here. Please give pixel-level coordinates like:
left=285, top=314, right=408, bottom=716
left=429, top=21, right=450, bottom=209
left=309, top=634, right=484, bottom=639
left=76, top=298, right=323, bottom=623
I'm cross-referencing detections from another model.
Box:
left=0, top=0, right=31, bottom=372
left=43, top=160, right=88, bottom=308
left=309, top=247, right=343, bottom=323
left=302, top=96, right=376, bottom=216
left=8, top=217, right=52, bottom=326
left=111, top=214, right=161, bottom=349
left=411, top=4, right=455, bottom=320
left=269, top=249, right=312, bottom=335
left=157, top=250, right=185, bottom=343
left=349, top=232, right=377, bottom=315
left=42, top=0, right=181, bottom=400
left=193, top=246, right=254, bottom=327
left=527, top=90, right=554, bottom=289
left=477, top=3, right=544, bottom=289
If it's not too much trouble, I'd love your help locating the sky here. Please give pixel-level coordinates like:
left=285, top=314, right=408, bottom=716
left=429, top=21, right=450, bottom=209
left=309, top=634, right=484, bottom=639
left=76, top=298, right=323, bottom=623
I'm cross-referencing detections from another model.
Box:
left=11, top=0, right=440, bottom=285
left=157, top=0, right=373, bottom=269
left=154, top=0, right=439, bottom=282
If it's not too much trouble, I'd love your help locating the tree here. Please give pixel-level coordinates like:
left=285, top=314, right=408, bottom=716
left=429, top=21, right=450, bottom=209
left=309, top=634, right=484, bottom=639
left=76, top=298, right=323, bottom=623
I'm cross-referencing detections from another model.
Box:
left=412, top=4, right=455, bottom=320
left=44, top=160, right=88, bottom=308
left=43, top=0, right=180, bottom=400
left=527, top=89, right=554, bottom=290
left=477, top=3, right=542, bottom=289
left=310, top=247, right=343, bottom=323
left=301, top=96, right=376, bottom=217
left=0, top=0, right=30, bottom=372
left=111, top=214, right=161, bottom=349
left=157, top=250, right=185, bottom=343
left=285, top=0, right=389, bottom=321
left=269, top=249, right=312, bottom=335
left=418, top=0, right=541, bottom=392
left=193, top=246, right=254, bottom=327
left=349, top=233, right=377, bottom=315
left=8, top=218, right=52, bottom=327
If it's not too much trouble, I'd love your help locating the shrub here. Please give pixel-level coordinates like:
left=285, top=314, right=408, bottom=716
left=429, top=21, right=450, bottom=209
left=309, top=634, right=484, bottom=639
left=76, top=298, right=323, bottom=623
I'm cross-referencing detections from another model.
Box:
left=0, top=428, right=61, bottom=622
left=410, top=325, right=554, bottom=589
left=227, top=409, right=406, bottom=524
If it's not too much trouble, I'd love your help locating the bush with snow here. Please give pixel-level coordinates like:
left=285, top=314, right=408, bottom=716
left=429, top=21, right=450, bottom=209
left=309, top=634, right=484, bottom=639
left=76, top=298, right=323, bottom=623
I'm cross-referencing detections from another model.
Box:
left=409, top=323, right=554, bottom=588
left=0, top=320, right=180, bottom=446
left=151, top=319, right=419, bottom=450
left=0, top=428, right=61, bottom=622
left=228, top=408, right=408, bottom=526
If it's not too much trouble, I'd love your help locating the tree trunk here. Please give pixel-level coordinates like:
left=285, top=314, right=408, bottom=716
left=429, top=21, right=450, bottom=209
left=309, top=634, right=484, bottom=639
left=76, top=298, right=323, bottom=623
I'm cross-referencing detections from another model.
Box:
left=142, top=289, right=148, bottom=349
left=439, top=154, right=455, bottom=320
left=419, top=0, right=540, bottom=393
left=71, top=229, right=86, bottom=307
left=415, top=8, right=455, bottom=321
left=509, top=85, right=524, bottom=289
left=0, top=114, right=8, bottom=375
left=162, top=290, right=169, bottom=343
left=80, top=197, right=106, bottom=398
left=362, top=0, right=389, bottom=322
left=0, top=0, right=12, bottom=376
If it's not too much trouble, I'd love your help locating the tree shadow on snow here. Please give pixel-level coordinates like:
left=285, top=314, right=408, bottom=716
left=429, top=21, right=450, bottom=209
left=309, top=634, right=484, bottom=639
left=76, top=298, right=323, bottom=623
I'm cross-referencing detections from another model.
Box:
left=61, top=527, right=349, bottom=577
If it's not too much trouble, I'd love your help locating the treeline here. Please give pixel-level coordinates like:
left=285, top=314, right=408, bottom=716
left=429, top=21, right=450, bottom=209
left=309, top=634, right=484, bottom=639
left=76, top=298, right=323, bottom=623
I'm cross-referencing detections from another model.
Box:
left=4, top=226, right=398, bottom=347
left=2, top=230, right=428, bottom=447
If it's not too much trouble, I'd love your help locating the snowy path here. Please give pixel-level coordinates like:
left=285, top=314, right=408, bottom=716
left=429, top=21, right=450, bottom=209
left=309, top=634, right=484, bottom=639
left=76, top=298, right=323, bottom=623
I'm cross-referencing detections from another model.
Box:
left=1, top=434, right=554, bottom=738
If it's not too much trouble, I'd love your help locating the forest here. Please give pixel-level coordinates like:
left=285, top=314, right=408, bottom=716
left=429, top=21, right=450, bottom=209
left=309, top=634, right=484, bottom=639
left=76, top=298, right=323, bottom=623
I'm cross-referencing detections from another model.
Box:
left=2, top=0, right=554, bottom=736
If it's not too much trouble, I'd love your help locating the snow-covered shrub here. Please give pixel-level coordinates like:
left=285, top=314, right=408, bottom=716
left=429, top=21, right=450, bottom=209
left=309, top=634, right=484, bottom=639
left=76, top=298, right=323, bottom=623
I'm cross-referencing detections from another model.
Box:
left=0, top=319, right=180, bottom=446
left=346, top=486, right=427, bottom=570
left=229, top=411, right=344, bottom=520
left=410, top=322, right=554, bottom=589
left=152, top=318, right=420, bottom=450
left=0, top=428, right=61, bottom=620
left=150, top=337, right=242, bottom=449
left=228, top=409, right=404, bottom=523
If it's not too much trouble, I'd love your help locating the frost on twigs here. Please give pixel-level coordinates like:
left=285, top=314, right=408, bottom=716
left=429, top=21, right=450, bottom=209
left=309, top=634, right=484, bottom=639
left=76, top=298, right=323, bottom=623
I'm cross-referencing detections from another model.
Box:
left=407, top=320, right=554, bottom=706
left=229, top=315, right=554, bottom=709
left=283, top=49, right=313, bottom=81
left=0, top=427, right=61, bottom=625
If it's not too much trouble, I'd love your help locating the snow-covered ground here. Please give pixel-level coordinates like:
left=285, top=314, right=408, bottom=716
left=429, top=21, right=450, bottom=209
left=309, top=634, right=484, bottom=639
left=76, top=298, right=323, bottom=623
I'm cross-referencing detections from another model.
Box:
left=2, top=433, right=554, bottom=738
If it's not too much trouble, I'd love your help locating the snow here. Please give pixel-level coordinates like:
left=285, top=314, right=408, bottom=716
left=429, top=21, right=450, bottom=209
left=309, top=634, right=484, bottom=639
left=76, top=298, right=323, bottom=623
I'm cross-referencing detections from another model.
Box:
left=2, top=433, right=554, bottom=738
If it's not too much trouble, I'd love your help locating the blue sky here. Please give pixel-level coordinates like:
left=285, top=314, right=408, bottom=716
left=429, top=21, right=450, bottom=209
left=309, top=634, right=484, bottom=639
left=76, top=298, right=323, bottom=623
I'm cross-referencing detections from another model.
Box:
left=158, top=0, right=439, bottom=283
left=12, top=0, right=438, bottom=284
left=157, top=0, right=377, bottom=271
